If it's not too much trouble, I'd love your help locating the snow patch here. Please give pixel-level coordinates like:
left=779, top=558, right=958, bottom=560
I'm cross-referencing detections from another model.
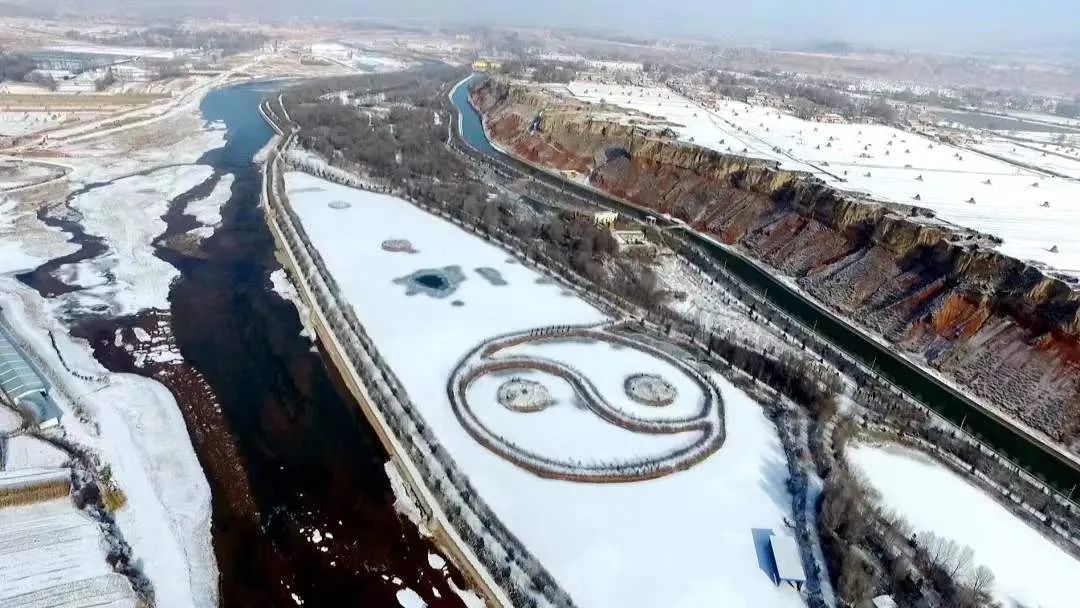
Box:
left=427, top=552, right=446, bottom=570
left=850, top=442, right=1080, bottom=608
left=269, top=269, right=315, bottom=341
left=396, top=587, right=427, bottom=608
left=384, top=460, right=429, bottom=536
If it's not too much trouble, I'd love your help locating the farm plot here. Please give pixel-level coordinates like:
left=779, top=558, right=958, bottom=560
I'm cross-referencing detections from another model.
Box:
left=0, top=498, right=138, bottom=607
left=565, top=82, right=1080, bottom=278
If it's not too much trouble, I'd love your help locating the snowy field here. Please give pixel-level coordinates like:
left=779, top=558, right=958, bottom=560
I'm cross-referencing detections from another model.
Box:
left=995, top=131, right=1080, bottom=147
left=0, top=435, right=69, bottom=469
left=0, top=111, right=87, bottom=138
left=1003, top=111, right=1080, bottom=130
left=287, top=171, right=805, bottom=608
left=42, top=44, right=191, bottom=59
left=308, top=43, right=411, bottom=73
left=849, top=443, right=1080, bottom=608
left=565, top=82, right=1080, bottom=278
left=0, top=158, right=65, bottom=190
left=0, top=498, right=139, bottom=607
left=971, top=138, right=1080, bottom=179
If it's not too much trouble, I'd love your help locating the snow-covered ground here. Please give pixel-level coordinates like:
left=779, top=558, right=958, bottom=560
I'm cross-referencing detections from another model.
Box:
left=0, top=498, right=140, bottom=607
left=0, top=405, right=19, bottom=433
left=656, top=255, right=795, bottom=356
left=1003, top=111, right=1080, bottom=130
left=565, top=82, right=1080, bottom=278
left=287, top=171, right=805, bottom=608
left=849, top=442, right=1080, bottom=608
left=994, top=130, right=1080, bottom=147
left=0, top=190, right=73, bottom=274
left=0, top=111, right=89, bottom=138
left=269, top=269, right=315, bottom=341
left=0, top=158, right=65, bottom=190
left=0, top=434, right=69, bottom=469
left=307, top=43, right=411, bottom=73
left=42, top=44, right=192, bottom=59
left=971, top=137, right=1080, bottom=179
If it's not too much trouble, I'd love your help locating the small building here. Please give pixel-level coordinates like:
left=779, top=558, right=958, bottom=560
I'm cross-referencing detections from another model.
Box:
left=592, top=211, right=618, bottom=228
left=769, top=533, right=806, bottom=589
left=0, top=325, right=62, bottom=429
left=472, top=59, right=503, bottom=72
left=858, top=596, right=898, bottom=608
left=612, top=229, right=651, bottom=252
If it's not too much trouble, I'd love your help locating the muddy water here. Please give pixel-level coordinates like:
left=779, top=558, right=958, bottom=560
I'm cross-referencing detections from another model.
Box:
left=24, top=82, right=469, bottom=607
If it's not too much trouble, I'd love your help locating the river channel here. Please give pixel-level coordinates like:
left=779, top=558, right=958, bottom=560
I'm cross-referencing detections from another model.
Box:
left=451, top=75, right=1080, bottom=496
left=22, top=81, right=467, bottom=607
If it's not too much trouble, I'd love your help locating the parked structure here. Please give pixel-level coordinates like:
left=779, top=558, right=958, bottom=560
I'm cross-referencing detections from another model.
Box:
left=858, top=596, right=898, bottom=608
left=0, top=325, right=61, bottom=429
left=592, top=210, right=618, bottom=228
left=769, top=533, right=807, bottom=589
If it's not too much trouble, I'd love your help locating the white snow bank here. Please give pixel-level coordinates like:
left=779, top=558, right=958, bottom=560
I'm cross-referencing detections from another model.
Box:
left=185, top=172, right=235, bottom=232
left=384, top=460, right=428, bottom=536
left=269, top=269, right=315, bottom=341
left=396, top=587, right=427, bottom=608
left=849, top=443, right=1080, bottom=608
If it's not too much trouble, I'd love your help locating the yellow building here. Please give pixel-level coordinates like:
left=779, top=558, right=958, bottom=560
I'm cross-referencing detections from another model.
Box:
left=472, top=59, right=503, bottom=72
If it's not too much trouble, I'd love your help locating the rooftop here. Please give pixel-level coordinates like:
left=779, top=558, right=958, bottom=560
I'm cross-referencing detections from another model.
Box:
left=770, top=534, right=807, bottom=584
left=0, top=326, right=46, bottom=401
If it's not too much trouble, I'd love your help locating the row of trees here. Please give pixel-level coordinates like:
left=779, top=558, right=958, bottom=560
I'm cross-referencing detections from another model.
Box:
left=820, top=428, right=998, bottom=608
left=1055, top=99, right=1080, bottom=119
left=0, top=52, right=35, bottom=82
left=64, top=27, right=269, bottom=55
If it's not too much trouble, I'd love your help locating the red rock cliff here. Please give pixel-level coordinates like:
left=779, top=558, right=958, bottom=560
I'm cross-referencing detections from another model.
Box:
left=472, top=79, right=1080, bottom=446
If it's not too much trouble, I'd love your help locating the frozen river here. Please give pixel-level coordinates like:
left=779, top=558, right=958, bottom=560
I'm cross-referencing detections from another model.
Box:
left=19, top=81, right=470, bottom=608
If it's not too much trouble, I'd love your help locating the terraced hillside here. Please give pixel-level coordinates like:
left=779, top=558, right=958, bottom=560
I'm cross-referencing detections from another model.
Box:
left=471, top=79, right=1080, bottom=451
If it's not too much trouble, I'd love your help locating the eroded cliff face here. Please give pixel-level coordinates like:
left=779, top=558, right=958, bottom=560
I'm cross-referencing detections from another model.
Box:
left=472, top=79, right=1080, bottom=445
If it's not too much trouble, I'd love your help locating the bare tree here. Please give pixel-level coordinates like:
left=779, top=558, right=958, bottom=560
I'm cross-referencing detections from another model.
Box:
left=969, top=565, right=995, bottom=603
left=838, top=550, right=876, bottom=605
